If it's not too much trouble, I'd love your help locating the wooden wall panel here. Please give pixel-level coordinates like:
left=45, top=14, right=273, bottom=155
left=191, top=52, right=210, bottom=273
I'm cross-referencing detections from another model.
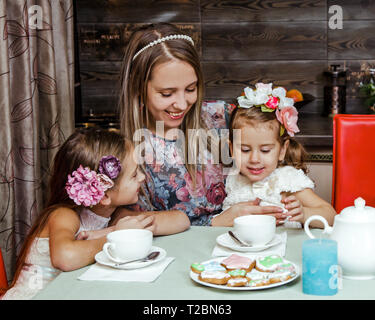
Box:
left=327, top=0, right=375, bottom=19
left=328, top=21, right=375, bottom=59
left=202, top=22, right=327, bottom=61
left=201, top=0, right=326, bottom=22
left=202, top=60, right=326, bottom=102
left=76, top=0, right=200, bottom=23
left=78, top=23, right=201, bottom=62
left=75, top=0, right=375, bottom=119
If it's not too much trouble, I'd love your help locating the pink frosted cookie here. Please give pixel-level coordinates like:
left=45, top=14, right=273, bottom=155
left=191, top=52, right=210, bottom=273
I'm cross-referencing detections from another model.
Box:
left=198, top=271, right=231, bottom=285
left=221, top=254, right=255, bottom=272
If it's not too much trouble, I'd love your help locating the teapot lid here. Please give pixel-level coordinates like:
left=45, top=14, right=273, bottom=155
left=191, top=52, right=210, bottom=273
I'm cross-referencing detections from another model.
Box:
left=339, top=197, right=375, bottom=222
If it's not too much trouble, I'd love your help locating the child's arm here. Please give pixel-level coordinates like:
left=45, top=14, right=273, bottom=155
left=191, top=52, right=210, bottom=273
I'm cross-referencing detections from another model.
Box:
left=76, top=214, right=156, bottom=240
left=282, top=189, right=336, bottom=228
left=48, top=207, right=105, bottom=271
left=110, top=207, right=191, bottom=235
left=48, top=208, right=157, bottom=271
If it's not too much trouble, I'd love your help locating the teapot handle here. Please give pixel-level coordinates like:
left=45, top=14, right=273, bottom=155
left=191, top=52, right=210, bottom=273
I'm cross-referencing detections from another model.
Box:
left=304, top=215, right=333, bottom=239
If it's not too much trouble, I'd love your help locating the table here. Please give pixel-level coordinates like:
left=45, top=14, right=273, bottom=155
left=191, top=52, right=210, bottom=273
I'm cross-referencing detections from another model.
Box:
left=34, top=226, right=375, bottom=300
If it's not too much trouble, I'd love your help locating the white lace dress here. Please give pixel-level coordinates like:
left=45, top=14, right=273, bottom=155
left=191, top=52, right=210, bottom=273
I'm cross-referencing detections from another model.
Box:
left=222, top=166, right=315, bottom=228
left=1, top=208, right=110, bottom=300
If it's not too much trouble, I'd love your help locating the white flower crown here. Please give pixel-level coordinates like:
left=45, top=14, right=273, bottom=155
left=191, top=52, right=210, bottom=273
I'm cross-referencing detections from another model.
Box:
left=237, top=83, right=295, bottom=110
left=132, top=34, right=194, bottom=61
left=237, top=83, right=300, bottom=137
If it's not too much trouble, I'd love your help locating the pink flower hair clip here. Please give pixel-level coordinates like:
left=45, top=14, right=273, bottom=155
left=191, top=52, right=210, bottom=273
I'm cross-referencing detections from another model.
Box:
left=237, top=83, right=300, bottom=137
left=65, top=155, right=121, bottom=207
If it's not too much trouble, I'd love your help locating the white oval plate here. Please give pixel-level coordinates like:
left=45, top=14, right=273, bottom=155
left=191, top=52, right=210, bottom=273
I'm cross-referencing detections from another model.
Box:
left=95, top=246, right=166, bottom=270
left=216, top=233, right=282, bottom=252
left=190, top=257, right=299, bottom=291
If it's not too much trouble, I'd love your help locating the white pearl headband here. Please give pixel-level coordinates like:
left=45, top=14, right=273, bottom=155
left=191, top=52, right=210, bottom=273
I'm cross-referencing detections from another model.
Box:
left=132, top=34, right=194, bottom=61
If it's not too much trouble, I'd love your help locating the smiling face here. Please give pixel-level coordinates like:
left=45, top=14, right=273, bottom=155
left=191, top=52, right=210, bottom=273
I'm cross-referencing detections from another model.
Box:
left=146, top=59, right=198, bottom=136
left=231, top=120, right=289, bottom=184
left=107, top=148, right=145, bottom=206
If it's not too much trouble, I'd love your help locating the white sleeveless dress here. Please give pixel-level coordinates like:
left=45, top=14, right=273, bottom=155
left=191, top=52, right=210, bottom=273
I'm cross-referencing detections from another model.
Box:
left=222, top=166, right=315, bottom=228
left=1, top=208, right=110, bottom=300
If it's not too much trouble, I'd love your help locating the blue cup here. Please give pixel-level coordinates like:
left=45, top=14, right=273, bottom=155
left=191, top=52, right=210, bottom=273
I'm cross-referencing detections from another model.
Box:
left=302, top=239, right=338, bottom=296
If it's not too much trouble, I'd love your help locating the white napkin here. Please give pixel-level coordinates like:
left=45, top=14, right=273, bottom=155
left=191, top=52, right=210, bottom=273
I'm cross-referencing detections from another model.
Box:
left=78, top=257, right=175, bottom=282
left=211, top=231, right=287, bottom=258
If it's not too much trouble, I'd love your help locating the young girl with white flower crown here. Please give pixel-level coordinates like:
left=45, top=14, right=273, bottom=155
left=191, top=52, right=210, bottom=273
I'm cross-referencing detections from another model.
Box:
left=221, top=83, right=336, bottom=228
left=2, top=128, right=157, bottom=300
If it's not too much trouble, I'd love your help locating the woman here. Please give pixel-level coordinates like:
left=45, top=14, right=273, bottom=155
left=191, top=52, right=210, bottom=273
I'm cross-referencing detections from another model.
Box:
left=113, top=23, right=284, bottom=228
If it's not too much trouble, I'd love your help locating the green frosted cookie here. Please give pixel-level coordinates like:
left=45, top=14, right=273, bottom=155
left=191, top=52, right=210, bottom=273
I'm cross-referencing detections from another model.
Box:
left=256, top=255, right=284, bottom=272
left=228, top=269, right=246, bottom=277
left=191, top=262, right=205, bottom=273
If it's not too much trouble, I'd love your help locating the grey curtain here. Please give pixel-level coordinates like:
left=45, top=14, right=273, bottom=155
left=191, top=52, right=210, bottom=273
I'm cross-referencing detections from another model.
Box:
left=0, top=0, right=74, bottom=282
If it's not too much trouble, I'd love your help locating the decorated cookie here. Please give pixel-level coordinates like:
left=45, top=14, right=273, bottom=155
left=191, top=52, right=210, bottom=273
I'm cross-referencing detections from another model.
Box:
left=276, top=262, right=296, bottom=274
left=267, top=270, right=292, bottom=284
left=248, top=278, right=270, bottom=287
left=228, top=269, right=247, bottom=278
left=191, top=262, right=205, bottom=274
left=198, top=271, right=231, bottom=285
left=221, top=254, right=255, bottom=272
left=267, top=262, right=296, bottom=283
left=246, top=269, right=268, bottom=281
left=256, top=255, right=284, bottom=272
left=227, top=277, right=249, bottom=287
left=202, top=261, right=227, bottom=273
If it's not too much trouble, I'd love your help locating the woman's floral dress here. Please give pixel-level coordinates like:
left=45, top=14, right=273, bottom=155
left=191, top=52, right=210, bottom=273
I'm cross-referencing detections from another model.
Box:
left=128, top=101, right=235, bottom=225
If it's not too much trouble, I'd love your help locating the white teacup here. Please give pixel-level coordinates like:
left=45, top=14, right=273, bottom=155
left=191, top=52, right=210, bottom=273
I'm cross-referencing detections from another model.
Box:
left=103, top=229, right=153, bottom=263
left=233, top=215, right=276, bottom=246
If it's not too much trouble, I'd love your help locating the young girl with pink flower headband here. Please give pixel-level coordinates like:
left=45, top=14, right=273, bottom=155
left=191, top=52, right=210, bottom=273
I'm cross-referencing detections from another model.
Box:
left=219, top=83, right=336, bottom=228
left=2, top=129, right=163, bottom=300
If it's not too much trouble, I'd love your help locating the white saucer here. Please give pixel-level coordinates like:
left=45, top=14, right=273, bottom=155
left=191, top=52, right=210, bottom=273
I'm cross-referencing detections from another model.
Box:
left=95, top=246, right=166, bottom=270
left=216, top=233, right=282, bottom=252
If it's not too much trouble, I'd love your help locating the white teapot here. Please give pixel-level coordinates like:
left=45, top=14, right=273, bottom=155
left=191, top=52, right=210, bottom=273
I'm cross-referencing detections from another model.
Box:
left=304, top=197, right=375, bottom=280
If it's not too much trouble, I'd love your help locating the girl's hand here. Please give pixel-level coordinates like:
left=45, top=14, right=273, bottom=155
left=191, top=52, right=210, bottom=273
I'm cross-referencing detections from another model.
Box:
left=75, top=215, right=156, bottom=240
left=115, top=214, right=156, bottom=233
left=282, top=195, right=304, bottom=222
left=212, top=198, right=285, bottom=227
left=75, top=227, right=115, bottom=241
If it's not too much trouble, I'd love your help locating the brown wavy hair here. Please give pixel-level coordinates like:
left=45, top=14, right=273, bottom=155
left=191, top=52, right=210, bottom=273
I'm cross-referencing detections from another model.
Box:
left=7, top=128, right=132, bottom=290
left=229, top=106, right=308, bottom=173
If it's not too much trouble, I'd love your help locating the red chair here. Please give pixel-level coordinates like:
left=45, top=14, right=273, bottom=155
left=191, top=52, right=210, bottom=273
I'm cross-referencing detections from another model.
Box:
left=332, top=114, right=375, bottom=213
left=0, top=248, right=8, bottom=294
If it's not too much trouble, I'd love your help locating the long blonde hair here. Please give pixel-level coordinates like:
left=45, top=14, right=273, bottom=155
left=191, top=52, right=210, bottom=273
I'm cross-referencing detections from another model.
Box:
left=118, top=22, right=207, bottom=187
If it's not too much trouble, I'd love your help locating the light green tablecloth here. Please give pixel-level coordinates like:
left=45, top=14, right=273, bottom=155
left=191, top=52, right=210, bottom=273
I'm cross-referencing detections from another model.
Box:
left=34, top=226, right=375, bottom=300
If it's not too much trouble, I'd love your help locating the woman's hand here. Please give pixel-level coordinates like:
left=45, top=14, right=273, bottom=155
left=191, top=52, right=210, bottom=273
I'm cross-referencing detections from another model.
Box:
left=115, top=214, right=156, bottom=233
left=281, top=195, right=304, bottom=223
